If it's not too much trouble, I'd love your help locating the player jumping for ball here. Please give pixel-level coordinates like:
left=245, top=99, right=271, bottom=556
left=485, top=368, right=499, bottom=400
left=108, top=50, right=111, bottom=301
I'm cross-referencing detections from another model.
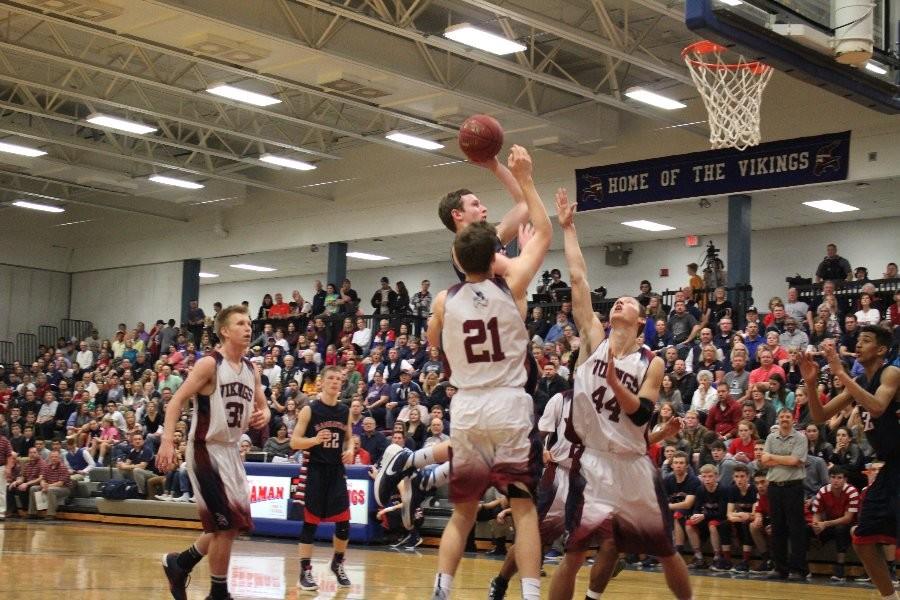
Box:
left=158, top=305, right=270, bottom=600
left=548, top=188, right=694, bottom=600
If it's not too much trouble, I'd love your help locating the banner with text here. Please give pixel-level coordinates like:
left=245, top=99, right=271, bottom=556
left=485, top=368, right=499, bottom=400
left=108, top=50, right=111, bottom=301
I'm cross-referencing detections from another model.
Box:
left=575, top=131, right=850, bottom=211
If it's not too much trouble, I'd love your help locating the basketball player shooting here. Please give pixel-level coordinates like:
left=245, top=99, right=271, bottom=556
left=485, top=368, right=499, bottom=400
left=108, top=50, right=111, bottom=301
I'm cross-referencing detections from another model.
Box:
left=423, top=144, right=551, bottom=600
left=157, top=305, right=270, bottom=600
left=800, top=328, right=899, bottom=600
left=549, top=189, right=693, bottom=600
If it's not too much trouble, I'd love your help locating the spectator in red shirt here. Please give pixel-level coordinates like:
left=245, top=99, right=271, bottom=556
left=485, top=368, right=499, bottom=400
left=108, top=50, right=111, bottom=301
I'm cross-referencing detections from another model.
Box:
left=706, top=386, right=742, bottom=439
left=810, top=466, right=859, bottom=582
left=350, top=434, right=371, bottom=465
left=10, top=447, right=44, bottom=516
left=33, top=449, right=73, bottom=518
left=728, top=420, right=759, bottom=463
left=268, top=292, right=291, bottom=319
left=748, top=348, right=786, bottom=391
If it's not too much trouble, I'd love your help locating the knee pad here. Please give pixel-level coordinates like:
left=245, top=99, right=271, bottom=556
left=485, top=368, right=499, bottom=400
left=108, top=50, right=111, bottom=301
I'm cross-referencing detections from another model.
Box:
left=334, top=520, right=350, bottom=541
left=300, top=522, right=318, bottom=544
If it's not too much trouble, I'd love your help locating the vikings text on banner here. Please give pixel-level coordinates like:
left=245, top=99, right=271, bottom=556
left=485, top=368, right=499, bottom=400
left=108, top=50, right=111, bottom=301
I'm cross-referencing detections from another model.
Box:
left=575, top=131, right=851, bottom=211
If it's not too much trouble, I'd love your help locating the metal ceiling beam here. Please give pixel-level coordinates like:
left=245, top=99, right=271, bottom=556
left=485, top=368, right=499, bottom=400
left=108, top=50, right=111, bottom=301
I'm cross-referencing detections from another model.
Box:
left=454, top=0, right=694, bottom=85
left=0, top=2, right=458, bottom=134
left=627, top=0, right=685, bottom=22
left=0, top=119, right=329, bottom=198
left=287, top=0, right=700, bottom=128
left=0, top=39, right=460, bottom=163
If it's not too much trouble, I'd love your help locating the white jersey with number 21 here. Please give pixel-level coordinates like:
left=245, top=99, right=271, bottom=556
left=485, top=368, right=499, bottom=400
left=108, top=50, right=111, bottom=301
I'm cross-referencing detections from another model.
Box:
left=442, top=278, right=528, bottom=390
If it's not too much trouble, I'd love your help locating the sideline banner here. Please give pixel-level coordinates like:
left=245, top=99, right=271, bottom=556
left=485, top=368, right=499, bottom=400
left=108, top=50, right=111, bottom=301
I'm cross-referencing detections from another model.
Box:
left=575, top=131, right=850, bottom=210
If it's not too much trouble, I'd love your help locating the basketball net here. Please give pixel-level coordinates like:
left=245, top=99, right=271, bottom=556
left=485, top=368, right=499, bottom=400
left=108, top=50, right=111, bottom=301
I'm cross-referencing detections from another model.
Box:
left=682, top=41, right=774, bottom=151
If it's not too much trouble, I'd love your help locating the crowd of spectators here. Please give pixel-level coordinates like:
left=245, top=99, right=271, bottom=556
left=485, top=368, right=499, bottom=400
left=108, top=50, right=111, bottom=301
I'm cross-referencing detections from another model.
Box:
left=0, top=247, right=897, bottom=583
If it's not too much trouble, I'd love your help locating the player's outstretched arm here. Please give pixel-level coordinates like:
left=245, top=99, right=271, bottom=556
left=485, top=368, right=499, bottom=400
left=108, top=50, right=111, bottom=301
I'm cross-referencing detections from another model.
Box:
left=156, top=356, right=215, bottom=472
left=482, top=156, right=528, bottom=246
left=555, top=187, right=604, bottom=358
left=798, top=350, right=848, bottom=423
left=825, top=345, right=897, bottom=418
left=608, top=354, right=662, bottom=422
left=503, top=145, right=551, bottom=303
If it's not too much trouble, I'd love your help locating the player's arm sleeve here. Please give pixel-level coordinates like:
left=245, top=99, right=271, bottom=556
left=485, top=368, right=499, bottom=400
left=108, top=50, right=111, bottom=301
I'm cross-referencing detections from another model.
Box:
left=627, top=397, right=655, bottom=426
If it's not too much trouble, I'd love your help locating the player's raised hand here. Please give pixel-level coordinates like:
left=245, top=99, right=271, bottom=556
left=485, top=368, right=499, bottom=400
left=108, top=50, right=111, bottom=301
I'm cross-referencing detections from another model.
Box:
left=798, top=349, right=819, bottom=382
left=507, top=144, right=533, bottom=180
left=517, top=222, right=534, bottom=250
left=822, top=344, right=844, bottom=374
left=605, top=353, right=624, bottom=397
left=155, top=440, right=177, bottom=473
left=555, top=188, right=575, bottom=229
left=663, top=416, right=684, bottom=438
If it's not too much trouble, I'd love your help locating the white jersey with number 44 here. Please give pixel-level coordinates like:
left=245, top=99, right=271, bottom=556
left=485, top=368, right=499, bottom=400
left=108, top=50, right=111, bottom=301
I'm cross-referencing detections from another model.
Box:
left=442, top=278, right=528, bottom=390
left=568, top=338, right=655, bottom=456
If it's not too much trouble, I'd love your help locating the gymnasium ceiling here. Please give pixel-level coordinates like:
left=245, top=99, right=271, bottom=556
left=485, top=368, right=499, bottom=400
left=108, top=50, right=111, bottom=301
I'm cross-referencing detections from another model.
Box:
left=0, top=0, right=897, bottom=280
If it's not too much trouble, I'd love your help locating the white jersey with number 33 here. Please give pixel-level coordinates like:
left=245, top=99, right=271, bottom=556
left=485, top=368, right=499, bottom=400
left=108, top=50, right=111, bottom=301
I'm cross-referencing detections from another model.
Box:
left=188, top=351, right=256, bottom=445
left=443, top=278, right=528, bottom=390
left=568, top=338, right=655, bottom=456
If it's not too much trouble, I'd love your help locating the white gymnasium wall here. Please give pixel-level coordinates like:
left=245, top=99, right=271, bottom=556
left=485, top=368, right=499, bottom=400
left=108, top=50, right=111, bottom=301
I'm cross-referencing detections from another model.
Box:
left=70, top=262, right=183, bottom=337
left=0, top=265, right=70, bottom=341
left=198, top=217, right=898, bottom=316
left=198, top=260, right=459, bottom=313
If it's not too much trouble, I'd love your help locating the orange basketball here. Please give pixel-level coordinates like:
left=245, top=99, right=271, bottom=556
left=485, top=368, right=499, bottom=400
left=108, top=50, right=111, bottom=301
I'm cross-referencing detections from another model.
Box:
left=458, top=114, right=503, bottom=163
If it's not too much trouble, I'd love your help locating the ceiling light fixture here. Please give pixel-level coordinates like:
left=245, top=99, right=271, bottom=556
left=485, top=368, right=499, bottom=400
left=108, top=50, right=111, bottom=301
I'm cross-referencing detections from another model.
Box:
left=12, top=200, right=65, bottom=213
left=444, top=23, right=527, bottom=55
left=259, top=154, right=317, bottom=171
left=621, top=219, right=676, bottom=231
left=624, top=87, right=687, bottom=110
left=229, top=263, right=276, bottom=272
left=385, top=132, right=444, bottom=150
left=149, top=175, right=205, bottom=189
left=206, top=84, right=281, bottom=107
left=803, top=199, right=859, bottom=213
left=198, top=272, right=220, bottom=278
left=717, top=0, right=743, bottom=6
left=0, top=141, right=47, bottom=157
left=864, top=61, right=888, bottom=75
left=86, top=113, right=157, bottom=135
left=346, top=251, right=390, bottom=261
left=53, top=219, right=94, bottom=227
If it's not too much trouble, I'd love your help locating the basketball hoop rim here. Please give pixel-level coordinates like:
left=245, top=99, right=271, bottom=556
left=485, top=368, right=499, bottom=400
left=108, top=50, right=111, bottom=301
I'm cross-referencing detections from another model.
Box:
left=682, top=40, right=771, bottom=75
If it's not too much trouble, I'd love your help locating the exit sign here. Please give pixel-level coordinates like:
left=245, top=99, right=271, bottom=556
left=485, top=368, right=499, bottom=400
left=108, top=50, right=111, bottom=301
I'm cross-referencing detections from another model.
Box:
left=685, top=235, right=700, bottom=247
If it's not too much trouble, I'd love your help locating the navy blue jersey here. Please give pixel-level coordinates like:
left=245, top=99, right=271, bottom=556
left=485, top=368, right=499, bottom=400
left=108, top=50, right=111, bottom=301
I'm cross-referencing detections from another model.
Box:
left=664, top=472, right=701, bottom=505
left=728, top=484, right=758, bottom=513
left=303, top=400, right=349, bottom=465
left=693, top=483, right=731, bottom=521
left=855, top=365, right=900, bottom=463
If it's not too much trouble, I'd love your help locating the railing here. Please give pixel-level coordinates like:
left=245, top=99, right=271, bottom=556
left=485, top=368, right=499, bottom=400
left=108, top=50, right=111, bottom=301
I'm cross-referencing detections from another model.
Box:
left=0, top=340, right=14, bottom=365
left=788, top=277, right=899, bottom=304
left=15, top=332, right=36, bottom=365
left=61, top=319, right=94, bottom=342
left=38, top=324, right=58, bottom=349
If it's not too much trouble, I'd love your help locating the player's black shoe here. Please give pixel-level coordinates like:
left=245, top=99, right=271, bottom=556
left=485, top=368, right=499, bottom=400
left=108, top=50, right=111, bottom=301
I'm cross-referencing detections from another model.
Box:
left=331, top=560, right=352, bottom=587
left=161, top=552, right=190, bottom=600
left=298, top=568, right=318, bottom=591
left=487, top=575, right=509, bottom=600
left=375, top=446, right=415, bottom=507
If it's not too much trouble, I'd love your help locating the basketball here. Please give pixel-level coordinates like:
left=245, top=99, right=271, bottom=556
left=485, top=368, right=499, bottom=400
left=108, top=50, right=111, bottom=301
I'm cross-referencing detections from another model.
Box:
left=458, top=114, right=504, bottom=163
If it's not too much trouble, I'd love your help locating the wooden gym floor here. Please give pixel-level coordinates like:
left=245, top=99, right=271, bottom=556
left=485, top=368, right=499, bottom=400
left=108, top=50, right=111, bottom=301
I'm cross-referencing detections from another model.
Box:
left=0, top=520, right=884, bottom=599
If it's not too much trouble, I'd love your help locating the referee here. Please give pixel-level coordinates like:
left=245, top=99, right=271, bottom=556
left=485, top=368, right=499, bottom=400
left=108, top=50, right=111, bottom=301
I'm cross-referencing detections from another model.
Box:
left=760, top=408, right=808, bottom=580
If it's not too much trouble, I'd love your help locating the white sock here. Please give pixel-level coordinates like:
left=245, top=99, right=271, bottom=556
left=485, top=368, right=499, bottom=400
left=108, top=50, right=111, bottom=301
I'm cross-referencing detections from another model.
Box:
left=522, top=577, right=540, bottom=600
left=881, top=593, right=899, bottom=600
left=586, top=589, right=602, bottom=599
left=434, top=572, right=453, bottom=594
left=412, top=446, right=435, bottom=469
left=432, top=462, right=451, bottom=487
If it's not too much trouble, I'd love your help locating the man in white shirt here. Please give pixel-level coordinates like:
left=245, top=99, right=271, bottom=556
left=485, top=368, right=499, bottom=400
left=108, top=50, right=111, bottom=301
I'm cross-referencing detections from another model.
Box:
left=75, top=341, right=94, bottom=370
left=262, top=355, right=282, bottom=386
left=351, top=318, right=372, bottom=354
left=424, top=417, right=450, bottom=447
left=783, top=288, right=809, bottom=325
